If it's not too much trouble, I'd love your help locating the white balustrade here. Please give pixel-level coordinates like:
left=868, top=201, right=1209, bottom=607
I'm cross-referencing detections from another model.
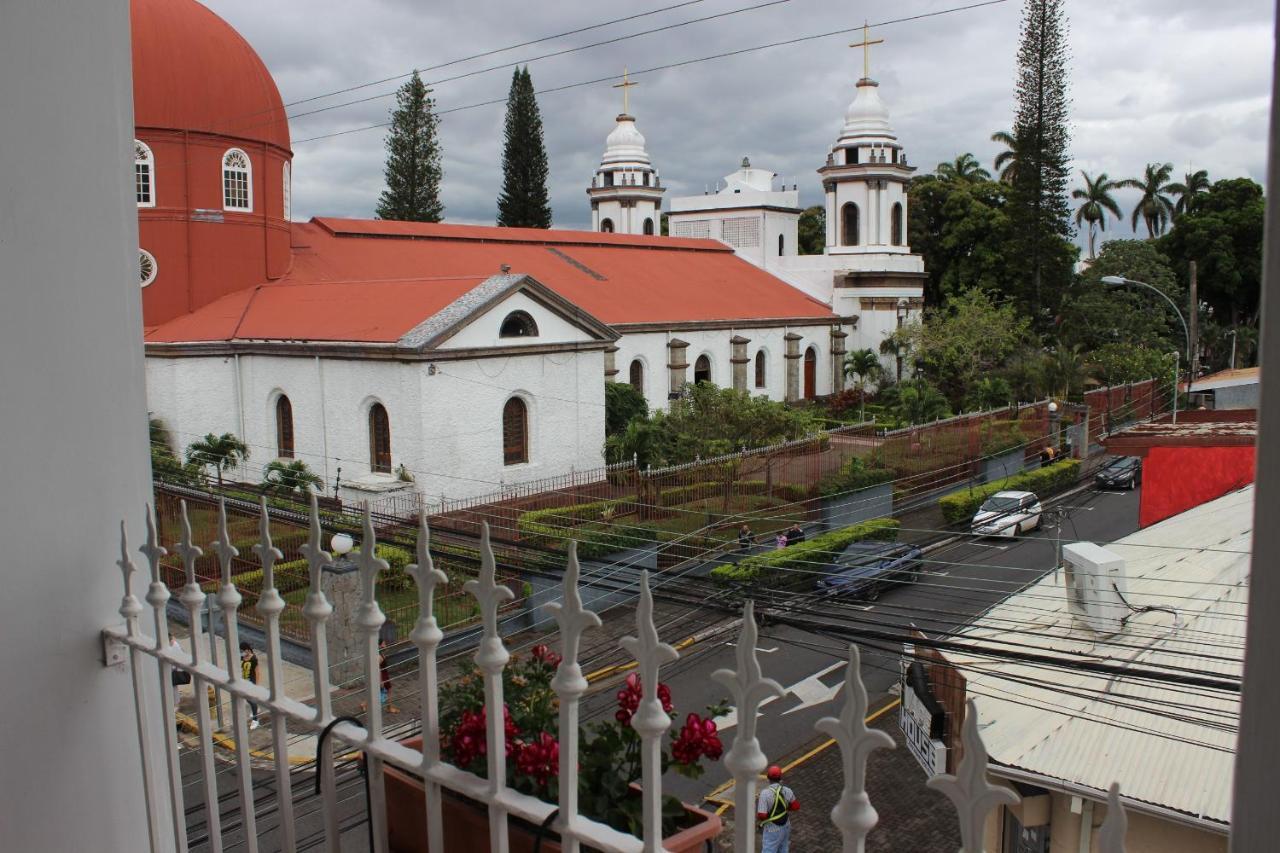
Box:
left=814, top=644, right=895, bottom=853
left=99, top=499, right=1139, bottom=853
left=712, top=600, right=785, bottom=853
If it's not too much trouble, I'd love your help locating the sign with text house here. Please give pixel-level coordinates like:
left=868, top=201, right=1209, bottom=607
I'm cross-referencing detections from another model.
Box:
left=899, top=653, right=947, bottom=776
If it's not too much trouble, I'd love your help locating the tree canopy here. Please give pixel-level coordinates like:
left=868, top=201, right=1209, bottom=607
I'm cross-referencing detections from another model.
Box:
left=376, top=71, right=444, bottom=223
left=604, top=381, right=648, bottom=437
left=1058, top=239, right=1183, bottom=353
left=908, top=173, right=1015, bottom=305
left=798, top=205, right=825, bottom=255
left=496, top=67, right=552, bottom=228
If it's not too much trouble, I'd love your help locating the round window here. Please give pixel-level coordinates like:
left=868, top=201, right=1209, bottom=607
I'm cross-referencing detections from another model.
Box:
left=139, top=249, right=157, bottom=287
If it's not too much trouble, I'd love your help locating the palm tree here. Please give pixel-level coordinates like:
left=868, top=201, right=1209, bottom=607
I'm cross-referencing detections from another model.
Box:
left=1167, top=169, right=1210, bottom=217
left=262, top=459, right=323, bottom=495
left=1071, top=171, right=1123, bottom=259
left=990, top=130, right=1022, bottom=185
left=1120, top=162, right=1175, bottom=238
left=936, top=153, right=991, bottom=183
left=185, top=432, right=249, bottom=488
left=882, top=379, right=950, bottom=425
left=842, top=348, right=883, bottom=421
left=1042, top=345, right=1090, bottom=400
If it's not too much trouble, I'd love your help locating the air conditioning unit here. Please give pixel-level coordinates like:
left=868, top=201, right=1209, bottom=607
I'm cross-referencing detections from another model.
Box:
left=1061, top=542, right=1128, bottom=636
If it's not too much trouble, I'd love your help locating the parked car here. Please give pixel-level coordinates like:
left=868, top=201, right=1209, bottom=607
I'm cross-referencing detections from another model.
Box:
left=1095, top=455, right=1143, bottom=490
left=815, top=541, right=923, bottom=601
left=970, top=490, right=1042, bottom=537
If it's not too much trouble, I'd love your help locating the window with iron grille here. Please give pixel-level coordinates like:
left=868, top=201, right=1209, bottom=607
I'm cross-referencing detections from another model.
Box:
left=720, top=217, right=759, bottom=248
left=670, top=219, right=710, bottom=239
left=276, top=395, right=294, bottom=459
left=369, top=402, right=391, bottom=474
left=222, top=148, right=252, bottom=211
left=503, top=398, right=528, bottom=465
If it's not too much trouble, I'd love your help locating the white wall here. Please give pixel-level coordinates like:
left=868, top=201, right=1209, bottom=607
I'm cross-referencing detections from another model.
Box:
left=0, top=1, right=158, bottom=849
left=146, top=348, right=607, bottom=502
left=437, top=291, right=589, bottom=349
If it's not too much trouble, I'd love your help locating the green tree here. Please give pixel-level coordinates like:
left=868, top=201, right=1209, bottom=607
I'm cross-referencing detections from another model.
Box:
left=1040, top=344, right=1090, bottom=400
left=150, top=417, right=201, bottom=485
left=901, top=288, right=1032, bottom=406
left=185, top=432, right=249, bottom=488
left=1071, top=171, right=1122, bottom=259
left=842, top=348, right=883, bottom=420
left=880, top=379, right=950, bottom=425
left=990, top=129, right=1022, bottom=185
left=1007, top=0, right=1075, bottom=323
left=1092, top=343, right=1176, bottom=386
left=262, top=459, right=323, bottom=495
left=936, top=153, right=991, bottom=183
left=604, top=381, right=648, bottom=437
left=908, top=173, right=1015, bottom=305
left=1121, top=162, right=1175, bottom=237
left=1167, top=169, right=1210, bottom=217
left=967, top=377, right=1014, bottom=410
left=496, top=67, right=551, bottom=228
left=1159, top=177, right=1265, bottom=329
left=376, top=71, right=444, bottom=222
left=1058, top=238, right=1183, bottom=353
left=798, top=205, right=825, bottom=254
left=604, top=383, right=818, bottom=467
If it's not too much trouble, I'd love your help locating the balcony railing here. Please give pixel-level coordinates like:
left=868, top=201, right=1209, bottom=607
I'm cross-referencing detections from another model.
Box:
left=102, top=494, right=1134, bottom=853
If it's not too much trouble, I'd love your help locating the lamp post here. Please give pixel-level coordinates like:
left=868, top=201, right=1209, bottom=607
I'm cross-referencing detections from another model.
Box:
left=1101, top=275, right=1191, bottom=423
left=895, top=298, right=909, bottom=383
left=1048, top=400, right=1061, bottom=454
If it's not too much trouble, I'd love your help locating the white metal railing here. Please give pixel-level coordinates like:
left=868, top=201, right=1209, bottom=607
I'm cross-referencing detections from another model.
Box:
left=103, top=494, right=1133, bottom=853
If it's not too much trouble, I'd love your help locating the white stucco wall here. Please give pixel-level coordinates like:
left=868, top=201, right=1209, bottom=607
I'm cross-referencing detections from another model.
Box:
left=146, top=348, right=607, bottom=502
left=436, top=290, right=593, bottom=349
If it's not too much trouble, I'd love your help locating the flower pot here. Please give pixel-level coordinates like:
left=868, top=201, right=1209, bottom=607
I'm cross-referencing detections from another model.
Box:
left=384, top=736, right=722, bottom=853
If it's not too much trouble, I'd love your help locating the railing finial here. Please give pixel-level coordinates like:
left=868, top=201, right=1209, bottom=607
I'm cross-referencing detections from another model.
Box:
left=211, top=498, right=239, bottom=584
left=1098, top=783, right=1129, bottom=853
left=927, top=698, right=1019, bottom=851
left=116, top=520, right=143, bottom=633
left=251, top=496, right=282, bottom=591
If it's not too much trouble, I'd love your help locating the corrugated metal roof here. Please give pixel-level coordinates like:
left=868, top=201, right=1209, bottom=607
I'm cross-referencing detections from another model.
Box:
left=951, top=487, right=1250, bottom=825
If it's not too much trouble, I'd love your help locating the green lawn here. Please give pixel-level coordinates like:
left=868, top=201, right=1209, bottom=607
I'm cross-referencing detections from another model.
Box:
left=276, top=582, right=481, bottom=641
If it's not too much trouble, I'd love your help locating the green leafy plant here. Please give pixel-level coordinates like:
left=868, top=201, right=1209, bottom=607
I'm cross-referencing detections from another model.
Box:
left=938, top=459, right=1080, bottom=524
left=185, top=432, right=250, bottom=489
left=710, top=518, right=900, bottom=586
left=262, top=459, right=323, bottom=495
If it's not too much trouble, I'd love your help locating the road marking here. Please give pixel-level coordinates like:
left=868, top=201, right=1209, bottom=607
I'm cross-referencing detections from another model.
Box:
left=780, top=662, right=846, bottom=716
left=726, top=643, right=778, bottom=654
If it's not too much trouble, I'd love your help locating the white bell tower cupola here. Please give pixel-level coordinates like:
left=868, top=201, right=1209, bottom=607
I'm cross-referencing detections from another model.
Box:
left=818, top=26, right=915, bottom=255
left=587, top=70, right=664, bottom=236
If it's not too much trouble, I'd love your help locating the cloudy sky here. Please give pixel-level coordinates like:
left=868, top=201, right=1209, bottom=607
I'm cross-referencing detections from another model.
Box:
left=203, top=0, right=1273, bottom=248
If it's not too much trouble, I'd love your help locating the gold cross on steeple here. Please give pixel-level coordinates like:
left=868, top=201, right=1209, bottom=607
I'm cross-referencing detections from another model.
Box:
left=613, top=67, right=638, bottom=114
left=849, top=21, right=884, bottom=81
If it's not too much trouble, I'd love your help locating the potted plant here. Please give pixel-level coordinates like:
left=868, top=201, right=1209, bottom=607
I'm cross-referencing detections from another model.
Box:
left=384, top=645, right=725, bottom=852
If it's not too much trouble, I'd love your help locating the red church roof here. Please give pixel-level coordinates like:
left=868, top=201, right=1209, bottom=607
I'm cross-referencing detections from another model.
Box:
left=131, top=0, right=290, bottom=150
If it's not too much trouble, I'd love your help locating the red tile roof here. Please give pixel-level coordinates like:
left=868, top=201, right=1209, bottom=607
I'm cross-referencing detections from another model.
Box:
left=146, top=218, right=837, bottom=344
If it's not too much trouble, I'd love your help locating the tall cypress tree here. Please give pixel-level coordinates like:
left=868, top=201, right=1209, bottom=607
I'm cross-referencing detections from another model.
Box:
left=1009, top=0, right=1073, bottom=325
left=376, top=71, right=444, bottom=222
left=496, top=67, right=552, bottom=228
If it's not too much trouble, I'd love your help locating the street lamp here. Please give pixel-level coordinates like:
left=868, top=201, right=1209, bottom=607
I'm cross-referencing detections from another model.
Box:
left=894, top=298, right=909, bottom=383
left=1048, top=400, right=1061, bottom=454
left=1100, top=275, right=1191, bottom=422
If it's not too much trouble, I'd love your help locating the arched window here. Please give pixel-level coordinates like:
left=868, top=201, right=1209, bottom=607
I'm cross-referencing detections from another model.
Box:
left=629, top=359, right=644, bottom=392
left=803, top=347, right=817, bottom=399
left=891, top=202, right=903, bottom=246
left=282, top=162, right=291, bottom=220
left=694, top=355, right=712, bottom=385
left=643, top=218, right=655, bottom=236
left=368, top=403, right=391, bottom=474
left=841, top=202, right=859, bottom=246
left=499, top=310, right=539, bottom=338
left=600, top=218, right=615, bottom=233
left=222, top=148, right=252, bottom=211
left=275, top=395, right=294, bottom=459
left=135, top=140, right=155, bottom=207
left=778, top=234, right=785, bottom=256
left=754, top=351, right=767, bottom=388
left=503, top=398, right=529, bottom=465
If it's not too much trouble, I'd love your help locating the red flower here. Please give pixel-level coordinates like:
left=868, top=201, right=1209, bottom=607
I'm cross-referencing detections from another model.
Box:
left=614, top=672, right=673, bottom=726
left=448, top=705, right=521, bottom=767
left=530, top=643, right=563, bottom=669
left=516, top=732, right=560, bottom=788
left=671, top=713, right=722, bottom=764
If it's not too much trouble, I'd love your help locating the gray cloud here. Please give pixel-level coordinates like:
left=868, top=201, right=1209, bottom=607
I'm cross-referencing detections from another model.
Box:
left=202, top=0, right=1272, bottom=247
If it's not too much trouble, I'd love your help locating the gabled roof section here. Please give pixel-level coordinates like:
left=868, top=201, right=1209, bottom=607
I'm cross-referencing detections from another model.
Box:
left=313, top=217, right=722, bottom=251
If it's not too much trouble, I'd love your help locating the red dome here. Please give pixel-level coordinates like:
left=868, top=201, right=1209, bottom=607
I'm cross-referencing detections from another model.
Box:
left=131, top=0, right=290, bottom=150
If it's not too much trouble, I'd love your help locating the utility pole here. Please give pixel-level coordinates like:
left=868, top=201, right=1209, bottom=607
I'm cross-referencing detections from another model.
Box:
left=1189, top=260, right=1200, bottom=380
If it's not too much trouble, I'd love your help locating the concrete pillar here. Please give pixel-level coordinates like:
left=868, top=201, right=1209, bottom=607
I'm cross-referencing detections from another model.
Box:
left=604, top=346, right=619, bottom=381
left=830, top=327, right=849, bottom=393
left=1, top=2, right=158, bottom=849
left=784, top=332, right=803, bottom=402
left=322, top=560, right=365, bottom=687
left=667, top=338, right=689, bottom=400
left=730, top=335, right=751, bottom=392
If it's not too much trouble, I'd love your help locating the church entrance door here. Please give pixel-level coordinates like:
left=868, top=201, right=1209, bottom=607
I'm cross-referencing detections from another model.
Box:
left=803, top=347, right=816, bottom=399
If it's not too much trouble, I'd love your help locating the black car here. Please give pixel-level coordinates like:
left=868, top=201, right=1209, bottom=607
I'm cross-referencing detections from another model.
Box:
left=815, top=541, right=924, bottom=601
left=1095, top=456, right=1143, bottom=490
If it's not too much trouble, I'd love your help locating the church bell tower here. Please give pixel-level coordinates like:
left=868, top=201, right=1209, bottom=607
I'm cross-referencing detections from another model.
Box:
left=587, top=70, right=665, bottom=236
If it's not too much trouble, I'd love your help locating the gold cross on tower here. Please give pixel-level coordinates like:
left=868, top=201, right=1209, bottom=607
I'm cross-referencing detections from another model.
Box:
left=613, top=67, right=639, bottom=114
left=849, top=22, right=884, bottom=81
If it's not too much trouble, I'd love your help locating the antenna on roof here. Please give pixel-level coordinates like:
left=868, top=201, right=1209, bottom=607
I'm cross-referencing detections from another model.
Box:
left=500, top=264, right=511, bottom=274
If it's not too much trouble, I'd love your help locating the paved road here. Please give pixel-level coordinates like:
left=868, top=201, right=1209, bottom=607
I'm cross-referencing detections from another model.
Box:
left=578, top=484, right=1142, bottom=803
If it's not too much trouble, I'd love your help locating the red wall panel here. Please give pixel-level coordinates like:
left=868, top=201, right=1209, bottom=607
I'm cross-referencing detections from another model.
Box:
left=1139, top=445, right=1256, bottom=527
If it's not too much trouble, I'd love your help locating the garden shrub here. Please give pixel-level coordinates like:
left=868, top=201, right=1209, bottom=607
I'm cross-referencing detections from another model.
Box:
left=818, top=457, right=895, bottom=498
left=709, top=518, right=900, bottom=587
left=938, top=459, right=1081, bottom=524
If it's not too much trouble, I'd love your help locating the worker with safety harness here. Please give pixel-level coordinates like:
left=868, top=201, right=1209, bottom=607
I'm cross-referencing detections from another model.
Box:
left=756, top=764, right=800, bottom=852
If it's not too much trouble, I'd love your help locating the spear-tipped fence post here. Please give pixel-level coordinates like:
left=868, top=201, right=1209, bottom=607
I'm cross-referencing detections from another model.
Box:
left=406, top=515, right=448, bottom=853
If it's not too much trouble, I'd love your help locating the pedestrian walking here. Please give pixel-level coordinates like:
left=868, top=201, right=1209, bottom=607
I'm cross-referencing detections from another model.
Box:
left=774, top=532, right=787, bottom=550
left=738, top=524, right=753, bottom=552
left=239, top=642, right=260, bottom=729
left=757, top=765, right=800, bottom=853
left=785, top=523, right=805, bottom=546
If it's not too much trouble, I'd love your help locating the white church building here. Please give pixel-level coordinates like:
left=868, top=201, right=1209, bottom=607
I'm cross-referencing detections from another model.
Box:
left=134, top=0, right=923, bottom=505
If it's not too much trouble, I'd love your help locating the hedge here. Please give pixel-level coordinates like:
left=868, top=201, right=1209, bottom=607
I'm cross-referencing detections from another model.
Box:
left=709, top=518, right=900, bottom=586
left=938, top=459, right=1081, bottom=525
left=818, top=457, right=895, bottom=498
